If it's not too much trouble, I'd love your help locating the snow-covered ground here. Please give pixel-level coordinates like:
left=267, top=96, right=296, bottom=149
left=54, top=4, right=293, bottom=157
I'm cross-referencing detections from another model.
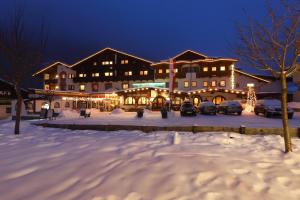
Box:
left=1, top=120, right=300, bottom=200
left=43, top=109, right=300, bottom=128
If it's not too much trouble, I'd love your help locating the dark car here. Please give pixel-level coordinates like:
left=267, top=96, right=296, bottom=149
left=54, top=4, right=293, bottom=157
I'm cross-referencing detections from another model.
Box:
left=199, top=101, right=217, bottom=115
left=180, top=102, right=197, bottom=116
left=217, top=100, right=243, bottom=115
left=254, top=99, right=294, bottom=119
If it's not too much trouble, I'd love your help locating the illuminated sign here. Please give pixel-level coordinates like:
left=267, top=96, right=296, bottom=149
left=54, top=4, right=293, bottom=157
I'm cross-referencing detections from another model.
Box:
left=132, top=82, right=166, bottom=88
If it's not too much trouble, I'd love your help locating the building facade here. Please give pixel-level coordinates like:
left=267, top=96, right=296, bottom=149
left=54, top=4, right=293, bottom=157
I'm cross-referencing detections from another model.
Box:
left=31, top=47, right=270, bottom=112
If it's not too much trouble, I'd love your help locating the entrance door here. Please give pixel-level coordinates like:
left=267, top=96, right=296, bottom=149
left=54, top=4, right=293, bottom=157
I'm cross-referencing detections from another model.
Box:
left=152, top=96, right=166, bottom=110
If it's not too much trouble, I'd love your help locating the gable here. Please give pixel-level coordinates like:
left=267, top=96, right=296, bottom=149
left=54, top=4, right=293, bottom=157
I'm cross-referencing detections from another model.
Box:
left=32, top=62, right=69, bottom=77
left=173, top=50, right=207, bottom=61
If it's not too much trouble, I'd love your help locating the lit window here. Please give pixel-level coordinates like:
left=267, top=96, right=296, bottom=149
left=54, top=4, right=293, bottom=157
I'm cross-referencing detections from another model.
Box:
left=220, top=80, right=226, bottom=87
left=44, top=84, right=49, bottom=90
left=93, top=62, right=97, bottom=66
left=138, top=97, right=149, bottom=105
left=158, top=69, right=163, bottom=74
left=44, top=74, right=49, bottom=80
left=184, top=81, right=189, bottom=88
left=121, top=60, right=129, bottom=64
left=203, top=67, right=208, bottom=72
left=174, top=68, right=178, bottom=73
left=220, top=66, right=226, bottom=71
left=140, top=70, right=148, bottom=75
left=79, top=73, right=86, bottom=77
left=55, top=74, right=59, bottom=79
left=102, top=61, right=113, bottom=65
left=68, top=74, right=74, bottom=79
left=122, top=83, right=129, bottom=89
left=203, top=81, right=208, bottom=87
left=105, top=72, right=113, bottom=76
left=109, top=61, right=113, bottom=65
left=55, top=85, right=59, bottom=90
left=92, top=73, right=100, bottom=77
left=61, top=73, right=66, bottom=79
left=166, top=69, right=170, bottom=73
left=192, top=81, right=197, bottom=87
left=125, top=97, right=135, bottom=105
left=212, top=67, right=217, bottom=71
left=129, top=71, right=132, bottom=76
left=211, top=81, right=217, bottom=87
left=79, top=84, right=85, bottom=91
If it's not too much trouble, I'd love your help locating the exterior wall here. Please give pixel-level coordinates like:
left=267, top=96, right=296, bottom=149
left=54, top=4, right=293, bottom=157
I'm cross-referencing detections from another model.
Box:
left=0, top=104, right=11, bottom=119
left=234, top=72, right=267, bottom=92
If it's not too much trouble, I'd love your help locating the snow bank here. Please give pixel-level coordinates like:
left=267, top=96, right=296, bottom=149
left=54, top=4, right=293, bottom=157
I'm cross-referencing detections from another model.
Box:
left=60, top=109, right=79, bottom=118
left=0, top=120, right=300, bottom=200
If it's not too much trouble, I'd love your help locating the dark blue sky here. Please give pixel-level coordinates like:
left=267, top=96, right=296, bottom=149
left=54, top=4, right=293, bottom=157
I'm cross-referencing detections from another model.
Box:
left=0, top=0, right=268, bottom=72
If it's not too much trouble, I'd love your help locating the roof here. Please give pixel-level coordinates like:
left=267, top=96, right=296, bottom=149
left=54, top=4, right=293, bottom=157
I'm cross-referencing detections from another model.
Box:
left=235, top=69, right=270, bottom=83
left=258, top=81, right=298, bottom=94
left=32, top=62, right=69, bottom=77
left=172, top=50, right=208, bottom=60
left=70, top=47, right=153, bottom=68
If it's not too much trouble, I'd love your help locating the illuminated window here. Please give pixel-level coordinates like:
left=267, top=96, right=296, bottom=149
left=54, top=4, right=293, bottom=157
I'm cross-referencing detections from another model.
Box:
left=125, top=97, right=135, bottom=105
left=212, top=67, right=217, bottom=71
left=184, top=81, right=189, bottom=88
left=166, top=69, right=170, bottom=73
left=192, top=81, right=197, bottom=87
left=61, top=74, right=66, bottom=79
left=158, top=69, right=163, bottom=74
left=211, top=81, right=217, bottom=87
left=44, top=84, right=49, bottom=90
left=122, top=83, right=129, bottom=89
left=138, top=97, right=149, bottom=105
left=44, top=74, right=49, bottom=80
left=79, top=84, right=85, bottom=91
left=105, top=72, right=113, bottom=76
left=175, top=68, right=178, bottom=73
left=203, top=81, right=208, bottom=87
left=79, top=73, right=86, bottom=77
left=55, top=85, right=59, bottom=90
left=213, top=96, right=226, bottom=105
left=55, top=74, right=59, bottom=79
left=102, top=61, right=113, bottom=65
left=92, top=73, right=100, bottom=77
left=220, top=66, right=226, bottom=71
left=220, top=80, right=226, bottom=87
left=140, top=70, right=148, bottom=75
left=121, top=60, right=129, bottom=64
left=203, top=67, right=208, bottom=72
left=68, top=74, right=74, bottom=79
left=93, top=62, right=97, bottom=66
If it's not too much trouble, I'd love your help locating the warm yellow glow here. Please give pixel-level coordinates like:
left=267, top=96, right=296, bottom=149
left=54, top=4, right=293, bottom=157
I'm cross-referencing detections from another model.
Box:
left=32, top=62, right=69, bottom=77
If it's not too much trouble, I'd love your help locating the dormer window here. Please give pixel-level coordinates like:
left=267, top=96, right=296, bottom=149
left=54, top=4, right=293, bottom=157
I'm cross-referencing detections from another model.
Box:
left=220, top=66, right=226, bottom=71
left=158, top=69, right=163, bottom=74
left=203, top=67, right=208, bottom=72
left=212, top=67, right=217, bottom=71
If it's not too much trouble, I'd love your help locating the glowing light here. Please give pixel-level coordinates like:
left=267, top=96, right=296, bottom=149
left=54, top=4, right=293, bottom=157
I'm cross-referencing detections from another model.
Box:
left=231, top=64, right=235, bottom=90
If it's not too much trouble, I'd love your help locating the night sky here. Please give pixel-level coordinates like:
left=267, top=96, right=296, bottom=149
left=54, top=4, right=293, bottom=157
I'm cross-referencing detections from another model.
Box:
left=0, top=0, right=269, bottom=87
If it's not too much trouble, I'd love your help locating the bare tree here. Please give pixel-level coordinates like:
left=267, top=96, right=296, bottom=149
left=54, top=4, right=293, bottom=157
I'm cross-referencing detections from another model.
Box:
left=0, top=6, right=47, bottom=134
left=236, top=0, right=300, bottom=152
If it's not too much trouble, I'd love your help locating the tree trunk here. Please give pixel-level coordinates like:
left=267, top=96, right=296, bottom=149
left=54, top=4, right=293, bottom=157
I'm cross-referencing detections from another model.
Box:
left=280, top=72, right=292, bottom=152
left=14, top=85, right=23, bottom=135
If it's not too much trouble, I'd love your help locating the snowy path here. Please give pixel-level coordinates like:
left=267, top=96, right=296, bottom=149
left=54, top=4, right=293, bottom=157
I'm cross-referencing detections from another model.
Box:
left=45, top=109, right=300, bottom=128
left=0, top=120, right=300, bottom=200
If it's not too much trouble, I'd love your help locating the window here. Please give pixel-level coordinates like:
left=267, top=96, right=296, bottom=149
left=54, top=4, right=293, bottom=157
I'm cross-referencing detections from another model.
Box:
left=68, top=74, right=74, bottom=79
left=140, top=70, right=148, bottom=75
left=213, top=96, right=226, bottom=105
left=158, top=69, right=163, bottom=74
left=55, top=74, right=59, bottom=79
left=174, top=68, right=178, bottom=73
left=211, top=81, right=217, bottom=87
left=203, top=81, right=208, bottom=87
left=65, top=102, right=70, bottom=108
left=105, top=83, right=112, bottom=90
left=93, top=62, right=97, bottom=66
left=61, top=73, right=66, bottom=79
left=105, top=72, right=113, bottom=76
left=54, top=102, right=60, bottom=108
left=92, top=83, right=98, bottom=92
left=212, top=67, right=217, bottom=71
left=192, top=81, right=197, bottom=87
left=125, top=97, right=135, bottom=105
left=125, top=71, right=132, bottom=76
left=138, top=97, right=149, bottom=105
left=121, top=60, right=129, bottom=64
left=92, top=73, right=100, bottom=77
left=68, top=85, right=75, bottom=90
left=220, top=66, right=226, bottom=71
left=44, top=74, right=49, bottom=80
left=122, top=83, right=129, bottom=89
left=220, top=80, right=226, bottom=87
left=203, top=67, right=208, bottom=72
left=55, top=85, right=59, bottom=90
left=166, top=69, right=170, bottom=73
left=44, top=84, right=50, bottom=90
left=184, top=81, right=189, bottom=88
left=79, top=84, right=85, bottom=91
left=79, top=73, right=86, bottom=78
left=102, top=61, right=113, bottom=65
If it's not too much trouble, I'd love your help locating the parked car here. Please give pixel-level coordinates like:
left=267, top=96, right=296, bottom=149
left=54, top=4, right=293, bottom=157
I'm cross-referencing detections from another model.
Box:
left=198, top=101, right=217, bottom=115
left=217, top=100, right=243, bottom=115
left=254, top=99, right=294, bottom=119
left=180, top=102, right=197, bottom=116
